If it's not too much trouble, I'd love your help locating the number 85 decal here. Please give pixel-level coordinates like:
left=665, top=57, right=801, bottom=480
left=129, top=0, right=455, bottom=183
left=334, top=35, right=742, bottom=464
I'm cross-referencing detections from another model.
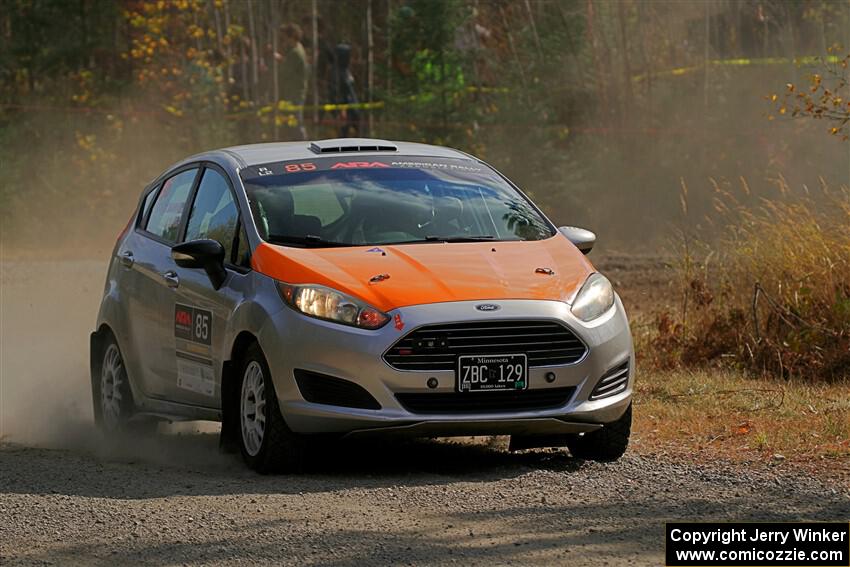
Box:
left=284, top=162, right=316, bottom=173
left=194, top=312, right=210, bottom=343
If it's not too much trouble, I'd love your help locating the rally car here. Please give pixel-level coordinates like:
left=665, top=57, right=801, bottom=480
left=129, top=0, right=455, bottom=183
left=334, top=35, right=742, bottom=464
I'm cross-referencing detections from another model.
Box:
left=91, top=138, right=634, bottom=472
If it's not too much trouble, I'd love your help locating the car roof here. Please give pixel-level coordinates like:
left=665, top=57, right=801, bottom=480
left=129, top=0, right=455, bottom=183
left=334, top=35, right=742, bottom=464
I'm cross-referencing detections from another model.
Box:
left=147, top=138, right=482, bottom=189
left=191, top=138, right=474, bottom=168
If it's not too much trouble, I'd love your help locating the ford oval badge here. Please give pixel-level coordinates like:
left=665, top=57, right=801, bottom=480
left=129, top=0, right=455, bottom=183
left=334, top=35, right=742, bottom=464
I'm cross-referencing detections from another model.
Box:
left=475, top=304, right=501, bottom=312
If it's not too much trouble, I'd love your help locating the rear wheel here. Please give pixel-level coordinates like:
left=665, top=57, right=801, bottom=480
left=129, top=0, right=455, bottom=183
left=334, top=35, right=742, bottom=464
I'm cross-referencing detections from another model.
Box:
left=238, top=342, right=307, bottom=473
left=94, top=335, right=135, bottom=434
left=566, top=404, right=632, bottom=462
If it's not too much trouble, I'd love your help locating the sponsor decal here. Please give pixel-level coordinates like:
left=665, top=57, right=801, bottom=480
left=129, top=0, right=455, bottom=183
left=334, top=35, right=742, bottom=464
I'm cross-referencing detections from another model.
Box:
left=175, top=305, right=214, bottom=396
left=330, top=161, right=390, bottom=169
left=390, top=160, right=484, bottom=173
left=394, top=313, right=405, bottom=331
left=176, top=355, right=215, bottom=397
left=174, top=304, right=212, bottom=345
left=242, top=156, right=494, bottom=180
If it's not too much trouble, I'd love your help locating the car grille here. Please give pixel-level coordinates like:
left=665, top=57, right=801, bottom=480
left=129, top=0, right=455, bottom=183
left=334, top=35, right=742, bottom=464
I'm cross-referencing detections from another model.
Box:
left=294, top=369, right=381, bottom=410
left=383, top=320, right=587, bottom=371
left=395, top=387, right=575, bottom=414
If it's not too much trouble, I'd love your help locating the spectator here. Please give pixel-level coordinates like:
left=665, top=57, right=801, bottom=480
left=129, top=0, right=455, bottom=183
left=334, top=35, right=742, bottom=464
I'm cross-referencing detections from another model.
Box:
left=332, top=43, right=360, bottom=137
left=300, top=15, right=336, bottom=107
left=279, top=23, right=309, bottom=140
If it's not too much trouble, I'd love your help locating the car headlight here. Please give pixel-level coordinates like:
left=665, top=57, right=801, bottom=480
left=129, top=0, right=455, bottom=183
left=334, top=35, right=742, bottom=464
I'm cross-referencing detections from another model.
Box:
left=571, top=273, right=615, bottom=322
left=277, top=282, right=390, bottom=329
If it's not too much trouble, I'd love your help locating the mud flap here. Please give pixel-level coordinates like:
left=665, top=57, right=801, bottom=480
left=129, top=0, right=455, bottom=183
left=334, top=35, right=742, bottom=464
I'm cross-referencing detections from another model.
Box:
left=219, top=360, right=240, bottom=454
left=90, top=331, right=103, bottom=424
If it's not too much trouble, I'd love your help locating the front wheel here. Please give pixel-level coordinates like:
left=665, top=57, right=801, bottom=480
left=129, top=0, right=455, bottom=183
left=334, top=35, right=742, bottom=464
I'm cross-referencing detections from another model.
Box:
left=566, top=404, right=632, bottom=462
left=237, top=342, right=307, bottom=473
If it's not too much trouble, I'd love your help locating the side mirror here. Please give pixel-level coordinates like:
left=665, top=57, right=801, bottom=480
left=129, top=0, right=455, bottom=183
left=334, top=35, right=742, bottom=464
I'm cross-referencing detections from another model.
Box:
left=558, top=226, right=596, bottom=254
left=172, top=239, right=227, bottom=290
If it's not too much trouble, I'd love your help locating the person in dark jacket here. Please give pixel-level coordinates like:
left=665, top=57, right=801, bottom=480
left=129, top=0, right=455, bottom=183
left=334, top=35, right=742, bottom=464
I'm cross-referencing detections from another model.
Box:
left=301, top=15, right=336, bottom=107
left=332, top=43, right=359, bottom=137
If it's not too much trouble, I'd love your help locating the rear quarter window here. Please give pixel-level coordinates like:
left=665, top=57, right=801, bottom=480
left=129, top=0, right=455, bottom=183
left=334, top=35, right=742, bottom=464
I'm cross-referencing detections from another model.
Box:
left=145, top=168, right=198, bottom=243
left=139, top=187, right=158, bottom=225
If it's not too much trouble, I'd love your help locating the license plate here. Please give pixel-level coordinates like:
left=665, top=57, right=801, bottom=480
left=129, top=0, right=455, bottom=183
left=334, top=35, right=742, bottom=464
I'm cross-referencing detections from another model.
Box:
left=457, top=354, right=528, bottom=392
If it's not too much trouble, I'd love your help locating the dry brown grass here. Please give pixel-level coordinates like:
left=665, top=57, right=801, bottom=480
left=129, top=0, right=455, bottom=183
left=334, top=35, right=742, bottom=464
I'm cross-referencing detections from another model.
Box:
left=641, top=177, right=850, bottom=381
left=633, top=368, right=850, bottom=476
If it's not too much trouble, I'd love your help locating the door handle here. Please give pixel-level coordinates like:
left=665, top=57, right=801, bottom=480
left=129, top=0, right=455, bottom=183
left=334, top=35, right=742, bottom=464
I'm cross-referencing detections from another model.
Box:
left=162, top=271, right=179, bottom=288
left=120, top=251, right=135, bottom=268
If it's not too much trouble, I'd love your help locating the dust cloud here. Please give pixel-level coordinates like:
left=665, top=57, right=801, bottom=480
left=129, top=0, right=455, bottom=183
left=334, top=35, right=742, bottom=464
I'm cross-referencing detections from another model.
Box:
left=0, top=260, right=100, bottom=446
left=0, top=254, right=231, bottom=468
left=0, top=98, right=237, bottom=464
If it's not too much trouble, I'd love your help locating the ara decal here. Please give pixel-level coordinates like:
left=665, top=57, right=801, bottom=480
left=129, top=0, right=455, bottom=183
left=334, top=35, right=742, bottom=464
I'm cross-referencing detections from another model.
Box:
left=330, top=161, right=390, bottom=169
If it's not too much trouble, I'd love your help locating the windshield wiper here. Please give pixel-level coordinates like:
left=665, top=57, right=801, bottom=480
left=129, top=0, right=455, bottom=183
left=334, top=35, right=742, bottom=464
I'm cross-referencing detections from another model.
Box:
left=424, top=235, right=497, bottom=243
left=267, top=234, right=355, bottom=248
left=371, top=235, right=500, bottom=246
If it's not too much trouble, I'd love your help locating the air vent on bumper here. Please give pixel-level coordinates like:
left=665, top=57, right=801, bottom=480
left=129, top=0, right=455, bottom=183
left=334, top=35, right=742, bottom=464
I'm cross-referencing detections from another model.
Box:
left=294, top=370, right=381, bottom=410
left=589, top=361, right=630, bottom=400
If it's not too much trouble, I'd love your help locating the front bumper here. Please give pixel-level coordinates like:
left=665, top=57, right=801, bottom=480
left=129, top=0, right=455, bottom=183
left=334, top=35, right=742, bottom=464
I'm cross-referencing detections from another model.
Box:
left=260, top=296, right=634, bottom=436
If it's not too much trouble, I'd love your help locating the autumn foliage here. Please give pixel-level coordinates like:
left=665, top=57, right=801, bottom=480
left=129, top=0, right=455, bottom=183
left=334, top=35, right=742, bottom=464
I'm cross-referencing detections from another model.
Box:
left=771, top=51, right=850, bottom=140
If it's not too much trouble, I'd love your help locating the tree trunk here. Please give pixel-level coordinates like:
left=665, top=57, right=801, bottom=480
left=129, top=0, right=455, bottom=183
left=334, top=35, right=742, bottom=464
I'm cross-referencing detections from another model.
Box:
left=617, top=0, right=634, bottom=131
left=247, top=0, right=259, bottom=104
left=366, top=0, right=374, bottom=136
left=271, top=0, right=279, bottom=140
left=311, top=0, right=319, bottom=128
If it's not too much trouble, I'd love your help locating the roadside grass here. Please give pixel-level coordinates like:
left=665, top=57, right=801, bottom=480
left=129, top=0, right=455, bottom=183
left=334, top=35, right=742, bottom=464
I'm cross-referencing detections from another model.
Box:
left=643, top=179, right=850, bottom=381
left=612, top=179, right=849, bottom=480
left=632, top=367, right=850, bottom=475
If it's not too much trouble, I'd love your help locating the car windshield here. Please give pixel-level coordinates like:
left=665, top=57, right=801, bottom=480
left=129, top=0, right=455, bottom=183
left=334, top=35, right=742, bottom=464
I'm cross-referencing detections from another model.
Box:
left=240, top=156, right=554, bottom=247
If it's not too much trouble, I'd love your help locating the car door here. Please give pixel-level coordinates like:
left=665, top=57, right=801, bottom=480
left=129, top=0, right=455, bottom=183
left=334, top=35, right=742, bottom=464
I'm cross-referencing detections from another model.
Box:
left=170, top=164, right=250, bottom=408
left=127, top=166, right=200, bottom=401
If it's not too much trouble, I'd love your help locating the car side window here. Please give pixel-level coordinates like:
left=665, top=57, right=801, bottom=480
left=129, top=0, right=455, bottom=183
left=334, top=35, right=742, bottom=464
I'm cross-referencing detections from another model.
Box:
left=145, top=168, right=198, bottom=243
left=185, top=168, right=239, bottom=262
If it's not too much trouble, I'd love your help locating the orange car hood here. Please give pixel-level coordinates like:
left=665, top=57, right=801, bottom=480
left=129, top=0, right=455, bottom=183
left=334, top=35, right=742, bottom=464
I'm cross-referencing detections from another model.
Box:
left=251, top=235, right=594, bottom=312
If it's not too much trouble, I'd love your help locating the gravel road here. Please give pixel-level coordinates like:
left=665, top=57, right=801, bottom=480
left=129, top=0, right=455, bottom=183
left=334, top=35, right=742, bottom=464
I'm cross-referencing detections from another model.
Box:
left=1, top=259, right=847, bottom=565
left=1, top=435, right=848, bottom=566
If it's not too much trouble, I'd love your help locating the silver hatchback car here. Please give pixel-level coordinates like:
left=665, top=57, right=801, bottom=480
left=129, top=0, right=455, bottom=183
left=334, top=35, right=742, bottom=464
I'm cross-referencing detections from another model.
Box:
left=91, top=138, right=634, bottom=472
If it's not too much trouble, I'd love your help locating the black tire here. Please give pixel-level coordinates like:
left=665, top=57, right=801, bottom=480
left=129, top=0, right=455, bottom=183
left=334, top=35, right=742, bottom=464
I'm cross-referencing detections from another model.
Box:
left=237, top=342, right=307, bottom=474
left=566, top=404, right=632, bottom=462
left=92, top=332, right=138, bottom=435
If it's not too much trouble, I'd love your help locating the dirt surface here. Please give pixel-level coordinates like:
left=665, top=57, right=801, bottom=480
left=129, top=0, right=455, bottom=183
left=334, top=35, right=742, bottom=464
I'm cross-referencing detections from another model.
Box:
left=1, top=436, right=848, bottom=566
left=1, top=258, right=847, bottom=566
